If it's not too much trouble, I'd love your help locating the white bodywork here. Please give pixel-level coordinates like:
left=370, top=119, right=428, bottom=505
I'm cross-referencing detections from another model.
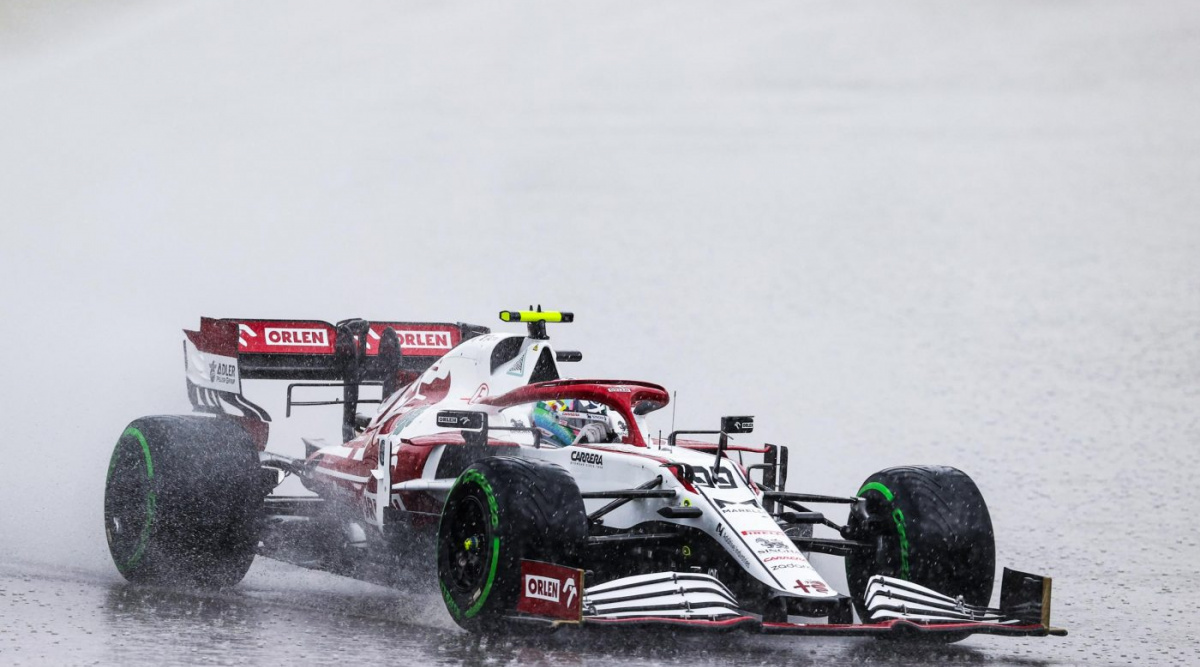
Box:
left=320, top=330, right=838, bottom=605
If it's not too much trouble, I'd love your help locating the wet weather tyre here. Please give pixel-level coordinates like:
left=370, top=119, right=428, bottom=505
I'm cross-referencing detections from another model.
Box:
left=437, top=456, right=587, bottom=633
left=104, top=416, right=267, bottom=587
left=844, top=466, right=995, bottom=634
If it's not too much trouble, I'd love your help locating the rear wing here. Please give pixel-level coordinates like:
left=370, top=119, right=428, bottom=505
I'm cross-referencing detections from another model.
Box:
left=183, top=317, right=488, bottom=441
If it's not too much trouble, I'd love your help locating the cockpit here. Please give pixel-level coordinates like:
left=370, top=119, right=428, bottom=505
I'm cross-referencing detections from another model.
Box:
left=526, top=399, right=627, bottom=446
left=481, top=380, right=666, bottom=448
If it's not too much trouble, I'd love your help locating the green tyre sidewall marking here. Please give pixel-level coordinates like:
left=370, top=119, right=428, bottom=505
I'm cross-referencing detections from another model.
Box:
left=440, top=582, right=462, bottom=620
left=440, top=468, right=502, bottom=621
left=858, top=481, right=910, bottom=581
left=857, top=481, right=893, bottom=502
left=891, top=507, right=910, bottom=580
left=112, top=427, right=157, bottom=573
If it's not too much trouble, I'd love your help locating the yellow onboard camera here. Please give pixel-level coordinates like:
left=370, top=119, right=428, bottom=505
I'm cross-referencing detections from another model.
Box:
left=499, top=307, right=574, bottom=340
left=498, top=309, right=574, bottom=324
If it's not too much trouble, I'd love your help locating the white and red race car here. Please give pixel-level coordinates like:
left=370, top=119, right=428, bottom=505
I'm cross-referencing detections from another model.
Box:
left=103, top=309, right=1066, bottom=641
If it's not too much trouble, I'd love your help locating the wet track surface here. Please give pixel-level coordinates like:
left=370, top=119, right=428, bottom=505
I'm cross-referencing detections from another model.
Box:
left=1, top=561, right=1068, bottom=667
left=2, top=0, right=1199, bottom=665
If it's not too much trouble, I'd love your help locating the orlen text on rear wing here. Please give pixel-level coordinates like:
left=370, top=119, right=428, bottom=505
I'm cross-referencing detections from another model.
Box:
left=183, top=317, right=488, bottom=442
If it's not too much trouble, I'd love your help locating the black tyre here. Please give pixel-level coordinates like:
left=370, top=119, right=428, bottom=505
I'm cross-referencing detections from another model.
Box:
left=104, top=416, right=267, bottom=587
left=844, top=466, right=995, bottom=624
left=437, top=456, right=587, bottom=632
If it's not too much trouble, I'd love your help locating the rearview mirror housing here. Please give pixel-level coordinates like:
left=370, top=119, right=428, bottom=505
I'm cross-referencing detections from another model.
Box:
left=436, top=411, right=487, bottom=431
left=721, top=415, right=754, bottom=434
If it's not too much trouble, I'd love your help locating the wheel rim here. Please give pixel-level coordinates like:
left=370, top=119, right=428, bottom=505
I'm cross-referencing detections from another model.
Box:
left=445, top=493, right=492, bottom=593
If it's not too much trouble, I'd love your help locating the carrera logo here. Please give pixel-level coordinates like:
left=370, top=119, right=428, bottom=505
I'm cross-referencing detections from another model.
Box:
left=570, top=451, right=603, bottom=467
left=265, top=328, right=328, bottom=346
left=763, top=554, right=805, bottom=563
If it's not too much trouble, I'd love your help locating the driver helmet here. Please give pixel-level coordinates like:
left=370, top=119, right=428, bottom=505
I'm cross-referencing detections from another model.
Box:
left=532, top=399, right=614, bottom=446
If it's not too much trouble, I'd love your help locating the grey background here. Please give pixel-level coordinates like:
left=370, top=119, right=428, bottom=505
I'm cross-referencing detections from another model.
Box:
left=1, top=1, right=1197, bottom=664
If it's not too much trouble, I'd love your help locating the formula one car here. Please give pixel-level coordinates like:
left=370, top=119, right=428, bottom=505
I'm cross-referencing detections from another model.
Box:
left=103, top=309, right=1066, bottom=641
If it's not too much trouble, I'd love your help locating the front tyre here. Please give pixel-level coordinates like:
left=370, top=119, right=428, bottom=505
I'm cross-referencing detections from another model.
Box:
left=437, top=456, right=587, bottom=633
left=104, top=416, right=267, bottom=587
left=844, top=465, right=995, bottom=627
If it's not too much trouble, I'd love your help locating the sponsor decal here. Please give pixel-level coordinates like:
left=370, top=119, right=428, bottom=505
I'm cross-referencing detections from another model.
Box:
left=754, top=537, right=791, bottom=551
left=770, top=562, right=807, bottom=571
left=741, top=529, right=786, bottom=536
left=714, top=523, right=752, bottom=568
left=570, top=450, right=604, bottom=467
left=508, top=350, right=527, bottom=376
left=716, top=502, right=764, bottom=515
left=184, top=341, right=241, bottom=394
left=694, top=467, right=737, bottom=489
left=467, top=383, right=489, bottom=404
left=605, top=386, right=632, bottom=393
left=392, top=331, right=452, bottom=349
left=265, top=327, right=329, bottom=347
left=365, top=324, right=459, bottom=355
left=237, top=323, right=256, bottom=348
left=792, top=579, right=830, bottom=594
left=436, top=410, right=485, bottom=430
left=763, top=554, right=806, bottom=563
left=721, top=416, right=754, bottom=433
left=714, top=498, right=757, bottom=509
left=516, top=560, right=583, bottom=621
left=235, top=321, right=458, bottom=356
left=525, top=575, right=561, bottom=602
left=208, top=360, right=238, bottom=388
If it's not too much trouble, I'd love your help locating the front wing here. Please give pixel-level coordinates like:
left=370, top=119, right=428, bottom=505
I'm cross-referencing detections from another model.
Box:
left=516, top=567, right=1067, bottom=640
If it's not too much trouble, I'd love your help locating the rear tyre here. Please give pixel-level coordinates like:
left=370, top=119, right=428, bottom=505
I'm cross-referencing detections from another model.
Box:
left=104, top=416, right=266, bottom=587
left=437, top=456, right=587, bottom=633
left=844, top=465, right=995, bottom=633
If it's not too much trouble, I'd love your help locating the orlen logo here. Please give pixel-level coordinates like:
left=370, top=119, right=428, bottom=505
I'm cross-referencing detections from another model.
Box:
left=265, top=328, right=328, bottom=346
left=517, top=560, right=581, bottom=620
left=394, top=331, right=451, bottom=349
left=525, top=575, right=561, bottom=602
left=570, top=451, right=603, bottom=467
